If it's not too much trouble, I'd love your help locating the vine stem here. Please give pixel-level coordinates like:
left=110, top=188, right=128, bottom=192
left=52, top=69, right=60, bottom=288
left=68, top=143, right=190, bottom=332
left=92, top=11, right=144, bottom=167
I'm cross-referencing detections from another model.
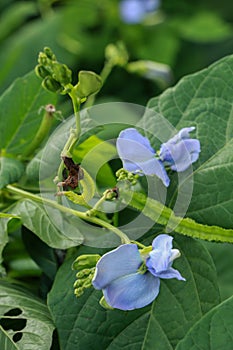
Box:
left=6, top=185, right=131, bottom=244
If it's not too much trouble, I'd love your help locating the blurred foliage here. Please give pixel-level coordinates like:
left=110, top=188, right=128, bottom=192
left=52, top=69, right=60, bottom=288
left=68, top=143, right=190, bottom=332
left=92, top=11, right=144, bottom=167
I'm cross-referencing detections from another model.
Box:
left=0, top=0, right=232, bottom=104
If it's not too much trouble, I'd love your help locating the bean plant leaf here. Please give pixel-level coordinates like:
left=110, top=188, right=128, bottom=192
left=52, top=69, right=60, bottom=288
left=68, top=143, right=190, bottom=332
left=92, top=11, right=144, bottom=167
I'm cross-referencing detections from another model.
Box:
left=11, top=199, right=84, bottom=249
left=0, top=157, right=24, bottom=189
left=0, top=280, right=55, bottom=350
left=176, top=295, right=233, bottom=350
left=48, top=235, right=219, bottom=350
left=0, top=326, right=18, bottom=350
left=0, top=70, right=56, bottom=156
left=140, top=54, right=233, bottom=229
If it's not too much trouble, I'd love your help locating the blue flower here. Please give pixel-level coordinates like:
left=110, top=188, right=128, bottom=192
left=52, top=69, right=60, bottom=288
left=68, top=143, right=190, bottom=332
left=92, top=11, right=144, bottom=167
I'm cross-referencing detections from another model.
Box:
left=159, top=127, right=201, bottom=172
left=92, top=234, right=185, bottom=310
left=116, top=127, right=200, bottom=186
left=120, top=0, right=160, bottom=24
left=116, top=128, right=170, bottom=186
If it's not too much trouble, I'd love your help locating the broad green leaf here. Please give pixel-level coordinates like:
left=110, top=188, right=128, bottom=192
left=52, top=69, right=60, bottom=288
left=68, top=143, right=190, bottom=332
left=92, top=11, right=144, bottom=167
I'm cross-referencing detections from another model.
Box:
left=0, top=71, right=56, bottom=156
left=48, top=235, right=219, bottom=349
left=73, top=135, right=116, bottom=188
left=0, top=2, right=38, bottom=43
left=176, top=295, right=233, bottom=350
left=142, top=55, right=233, bottom=229
left=0, top=157, right=24, bottom=189
left=0, top=280, right=55, bottom=350
left=0, top=217, right=11, bottom=275
left=22, top=228, right=58, bottom=281
left=0, top=326, right=18, bottom=350
left=170, top=12, right=232, bottom=43
left=11, top=199, right=84, bottom=249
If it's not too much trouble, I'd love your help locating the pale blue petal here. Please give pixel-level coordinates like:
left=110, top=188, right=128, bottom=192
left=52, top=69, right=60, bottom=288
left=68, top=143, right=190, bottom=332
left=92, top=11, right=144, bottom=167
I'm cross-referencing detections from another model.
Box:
left=120, top=0, right=145, bottom=23
left=156, top=267, right=186, bottom=281
left=92, top=244, right=142, bottom=290
left=103, top=272, right=160, bottom=310
left=160, top=138, right=200, bottom=172
left=146, top=235, right=173, bottom=275
left=117, top=128, right=170, bottom=186
left=117, top=128, right=155, bottom=155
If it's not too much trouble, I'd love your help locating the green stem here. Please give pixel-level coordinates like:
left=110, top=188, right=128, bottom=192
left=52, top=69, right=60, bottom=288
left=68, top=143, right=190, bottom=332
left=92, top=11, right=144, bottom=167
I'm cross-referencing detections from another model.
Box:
left=23, top=104, right=55, bottom=158
left=6, top=185, right=130, bottom=244
left=85, top=60, right=114, bottom=108
left=122, top=190, right=233, bottom=243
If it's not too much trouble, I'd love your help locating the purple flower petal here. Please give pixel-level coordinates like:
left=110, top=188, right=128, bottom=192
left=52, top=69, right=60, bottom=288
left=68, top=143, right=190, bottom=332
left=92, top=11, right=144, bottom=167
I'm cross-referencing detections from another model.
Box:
left=92, top=244, right=142, bottom=290
left=103, top=272, right=160, bottom=310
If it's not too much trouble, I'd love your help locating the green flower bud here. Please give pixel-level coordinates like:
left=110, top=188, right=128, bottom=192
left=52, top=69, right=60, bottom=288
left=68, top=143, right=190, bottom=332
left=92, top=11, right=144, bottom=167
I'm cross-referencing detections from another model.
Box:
left=42, top=76, right=63, bottom=93
left=38, top=52, right=49, bottom=66
left=105, top=42, right=128, bottom=67
left=72, top=254, right=101, bottom=271
left=74, top=71, right=102, bottom=99
left=74, top=287, right=84, bottom=297
left=43, top=46, right=56, bottom=61
left=52, top=62, right=72, bottom=85
left=35, top=65, right=50, bottom=79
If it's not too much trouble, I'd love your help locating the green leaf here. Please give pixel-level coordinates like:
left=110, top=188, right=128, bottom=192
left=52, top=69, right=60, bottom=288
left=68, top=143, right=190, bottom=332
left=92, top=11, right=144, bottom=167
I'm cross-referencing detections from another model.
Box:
left=0, top=217, right=11, bottom=274
left=48, top=235, right=220, bottom=349
left=142, top=54, right=233, bottom=229
left=73, top=135, right=116, bottom=188
left=0, top=326, right=18, bottom=350
left=176, top=295, right=233, bottom=350
left=0, top=157, right=24, bottom=189
left=170, top=12, right=232, bottom=43
left=0, top=280, right=55, bottom=350
left=11, top=199, right=84, bottom=249
left=0, top=2, right=38, bottom=43
left=0, top=71, right=56, bottom=156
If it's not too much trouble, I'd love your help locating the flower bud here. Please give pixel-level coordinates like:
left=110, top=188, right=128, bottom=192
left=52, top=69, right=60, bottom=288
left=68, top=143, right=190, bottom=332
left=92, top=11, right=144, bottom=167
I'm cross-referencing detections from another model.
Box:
left=52, top=62, right=72, bottom=85
left=42, top=76, right=63, bottom=93
left=72, top=254, right=101, bottom=271
left=35, top=65, right=50, bottom=79
left=43, top=46, right=56, bottom=61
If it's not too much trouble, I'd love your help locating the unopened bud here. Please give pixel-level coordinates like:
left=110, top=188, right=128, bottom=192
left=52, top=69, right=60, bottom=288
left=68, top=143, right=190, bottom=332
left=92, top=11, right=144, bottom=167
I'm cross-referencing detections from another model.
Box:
left=52, top=62, right=72, bottom=85
left=44, top=46, right=56, bottom=61
left=35, top=65, right=50, bottom=79
left=42, top=76, right=62, bottom=93
left=72, top=254, right=100, bottom=271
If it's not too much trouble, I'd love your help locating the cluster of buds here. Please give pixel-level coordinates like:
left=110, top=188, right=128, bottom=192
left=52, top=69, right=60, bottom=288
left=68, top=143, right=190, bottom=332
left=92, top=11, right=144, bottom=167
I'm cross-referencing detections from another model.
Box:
left=35, top=47, right=72, bottom=94
left=72, top=254, right=100, bottom=297
left=116, top=168, right=139, bottom=185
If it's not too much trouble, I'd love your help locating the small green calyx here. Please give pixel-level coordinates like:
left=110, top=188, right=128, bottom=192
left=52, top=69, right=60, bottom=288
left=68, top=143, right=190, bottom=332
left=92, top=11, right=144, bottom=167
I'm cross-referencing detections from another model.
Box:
left=137, top=262, right=148, bottom=275
left=99, top=296, right=114, bottom=310
left=74, top=70, right=102, bottom=99
left=72, top=254, right=101, bottom=271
